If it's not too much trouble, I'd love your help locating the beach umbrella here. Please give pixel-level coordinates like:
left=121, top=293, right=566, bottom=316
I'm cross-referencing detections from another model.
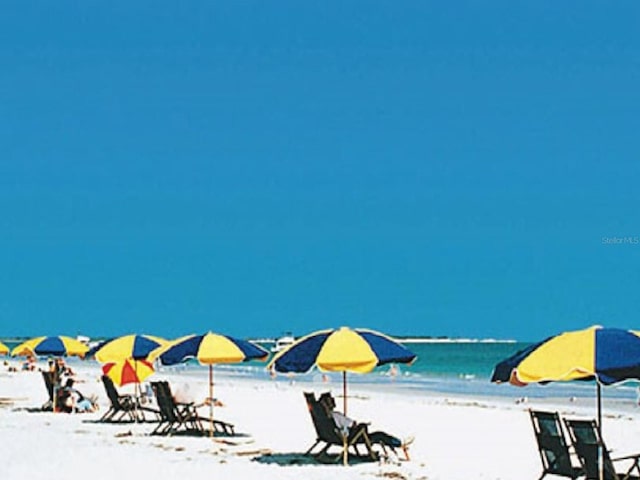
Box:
left=268, top=326, right=417, bottom=415
left=491, top=325, right=640, bottom=430
left=491, top=325, right=640, bottom=480
left=149, top=332, right=269, bottom=437
left=0, top=341, right=8, bottom=355
left=11, top=335, right=90, bottom=412
left=11, top=336, right=89, bottom=358
left=102, top=358, right=155, bottom=387
left=93, top=334, right=167, bottom=362
left=94, top=334, right=167, bottom=411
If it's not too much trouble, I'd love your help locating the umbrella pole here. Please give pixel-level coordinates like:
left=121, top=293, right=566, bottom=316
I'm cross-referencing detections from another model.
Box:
left=596, top=382, right=602, bottom=433
left=209, top=364, right=214, bottom=439
left=134, top=359, right=139, bottom=424
left=597, top=382, right=603, bottom=480
left=343, top=371, right=348, bottom=465
left=343, top=371, right=347, bottom=416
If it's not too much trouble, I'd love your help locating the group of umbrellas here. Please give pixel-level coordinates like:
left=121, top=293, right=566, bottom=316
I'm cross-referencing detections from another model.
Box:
left=4, top=325, right=640, bottom=426
left=3, top=324, right=640, bottom=471
left=0, top=327, right=418, bottom=435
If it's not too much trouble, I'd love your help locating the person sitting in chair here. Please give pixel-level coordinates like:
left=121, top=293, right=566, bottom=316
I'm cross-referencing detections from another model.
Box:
left=173, top=382, right=224, bottom=408
left=318, top=392, right=413, bottom=461
left=56, top=378, right=96, bottom=413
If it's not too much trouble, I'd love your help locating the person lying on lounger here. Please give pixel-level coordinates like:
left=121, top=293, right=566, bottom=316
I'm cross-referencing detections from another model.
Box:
left=317, top=392, right=413, bottom=461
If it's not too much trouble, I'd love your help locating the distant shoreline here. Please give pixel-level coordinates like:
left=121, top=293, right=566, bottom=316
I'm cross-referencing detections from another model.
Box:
left=252, top=336, right=519, bottom=344
left=1, top=335, right=520, bottom=345
left=396, top=338, right=518, bottom=344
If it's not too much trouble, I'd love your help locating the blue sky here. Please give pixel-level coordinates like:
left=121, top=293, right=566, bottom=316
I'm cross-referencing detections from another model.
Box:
left=1, top=2, right=639, bottom=341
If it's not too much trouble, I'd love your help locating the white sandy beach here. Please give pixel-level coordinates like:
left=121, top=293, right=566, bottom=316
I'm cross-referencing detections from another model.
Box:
left=1, top=359, right=639, bottom=480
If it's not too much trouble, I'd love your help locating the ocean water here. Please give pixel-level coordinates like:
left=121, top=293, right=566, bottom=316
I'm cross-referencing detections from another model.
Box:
left=197, top=340, right=638, bottom=403
left=3, top=339, right=638, bottom=403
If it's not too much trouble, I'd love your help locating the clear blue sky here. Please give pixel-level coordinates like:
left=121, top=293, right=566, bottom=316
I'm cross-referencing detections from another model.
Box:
left=1, top=2, right=639, bottom=341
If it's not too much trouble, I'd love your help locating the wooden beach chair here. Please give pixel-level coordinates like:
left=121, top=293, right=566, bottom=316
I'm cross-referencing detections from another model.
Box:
left=529, top=410, right=582, bottom=480
left=99, top=375, right=156, bottom=423
left=563, top=418, right=640, bottom=480
left=150, top=381, right=234, bottom=437
left=41, top=371, right=56, bottom=411
left=303, top=391, right=378, bottom=464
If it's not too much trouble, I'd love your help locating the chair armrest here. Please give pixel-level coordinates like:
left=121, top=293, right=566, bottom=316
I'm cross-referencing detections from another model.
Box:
left=120, top=395, right=136, bottom=408
left=611, top=453, right=640, bottom=462
left=349, top=423, right=370, bottom=436
left=175, top=401, right=195, bottom=412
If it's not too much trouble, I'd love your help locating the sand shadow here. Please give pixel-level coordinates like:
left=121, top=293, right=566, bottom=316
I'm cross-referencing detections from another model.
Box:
left=12, top=406, right=52, bottom=413
left=252, top=451, right=378, bottom=466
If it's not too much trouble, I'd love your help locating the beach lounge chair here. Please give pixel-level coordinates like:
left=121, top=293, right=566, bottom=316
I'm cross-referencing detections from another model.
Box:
left=99, top=375, right=147, bottom=423
left=529, top=410, right=582, bottom=480
left=150, top=381, right=235, bottom=437
left=41, top=371, right=56, bottom=411
left=564, top=418, right=640, bottom=480
left=303, top=391, right=379, bottom=464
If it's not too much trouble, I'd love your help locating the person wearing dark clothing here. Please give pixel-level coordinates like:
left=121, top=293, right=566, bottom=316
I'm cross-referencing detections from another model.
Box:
left=317, top=392, right=413, bottom=460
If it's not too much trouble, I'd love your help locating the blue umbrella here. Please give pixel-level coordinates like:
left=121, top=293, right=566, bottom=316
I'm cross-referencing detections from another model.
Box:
left=93, top=334, right=167, bottom=362
left=491, top=325, right=640, bottom=428
left=11, top=336, right=89, bottom=358
left=492, top=326, right=640, bottom=480
left=268, top=327, right=416, bottom=415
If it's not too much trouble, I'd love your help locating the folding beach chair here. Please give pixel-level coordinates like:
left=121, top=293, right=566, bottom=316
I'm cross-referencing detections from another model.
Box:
left=303, top=391, right=378, bottom=464
left=41, top=371, right=56, bottom=411
left=150, top=381, right=234, bottom=437
left=564, top=418, right=640, bottom=480
left=99, top=375, right=156, bottom=423
left=529, top=410, right=582, bottom=480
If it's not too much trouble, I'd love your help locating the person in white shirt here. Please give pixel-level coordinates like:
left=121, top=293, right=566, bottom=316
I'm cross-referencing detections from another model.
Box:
left=173, top=382, right=223, bottom=407
left=317, top=392, right=413, bottom=460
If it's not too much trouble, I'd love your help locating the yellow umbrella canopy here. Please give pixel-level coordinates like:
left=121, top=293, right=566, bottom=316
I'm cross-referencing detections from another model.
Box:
left=268, top=327, right=417, bottom=374
left=0, top=341, right=9, bottom=355
left=492, top=325, right=640, bottom=428
left=11, top=336, right=89, bottom=358
left=94, top=334, right=167, bottom=362
left=150, top=332, right=268, bottom=365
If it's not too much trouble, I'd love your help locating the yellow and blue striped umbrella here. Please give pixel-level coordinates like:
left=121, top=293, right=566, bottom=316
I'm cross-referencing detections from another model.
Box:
left=11, top=336, right=89, bottom=358
left=151, top=332, right=268, bottom=366
left=269, top=326, right=416, bottom=374
left=0, top=341, right=9, bottom=355
left=491, top=325, right=640, bottom=427
left=268, top=326, right=416, bottom=414
left=94, top=334, right=167, bottom=362
left=150, top=332, right=268, bottom=437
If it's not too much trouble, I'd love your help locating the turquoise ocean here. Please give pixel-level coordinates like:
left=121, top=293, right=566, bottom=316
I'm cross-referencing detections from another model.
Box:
left=226, top=340, right=637, bottom=403
left=3, top=339, right=638, bottom=403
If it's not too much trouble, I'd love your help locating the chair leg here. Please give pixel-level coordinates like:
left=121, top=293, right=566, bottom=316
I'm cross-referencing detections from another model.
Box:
left=305, top=440, right=321, bottom=456
left=99, top=407, right=115, bottom=422
left=348, top=429, right=378, bottom=461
